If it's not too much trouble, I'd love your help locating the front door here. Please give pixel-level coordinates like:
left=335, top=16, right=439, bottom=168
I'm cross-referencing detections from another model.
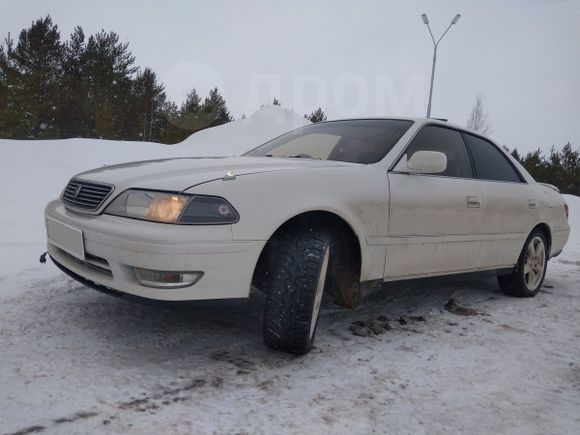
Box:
left=384, top=125, right=484, bottom=280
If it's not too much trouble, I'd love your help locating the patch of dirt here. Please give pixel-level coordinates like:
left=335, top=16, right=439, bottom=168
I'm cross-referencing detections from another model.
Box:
left=210, top=350, right=257, bottom=373
left=117, top=377, right=211, bottom=412
left=52, top=411, right=99, bottom=424
left=6, top=411, right=99, bottom=435
left=444, top=298, right=482, bottom=316
left=349, top=315, right=427, bottom=337
left=4, top=426, right=46, bottom=435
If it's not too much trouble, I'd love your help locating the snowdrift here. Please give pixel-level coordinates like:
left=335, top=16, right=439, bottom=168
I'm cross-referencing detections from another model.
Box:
left=180, top=105, right=308, bottom=156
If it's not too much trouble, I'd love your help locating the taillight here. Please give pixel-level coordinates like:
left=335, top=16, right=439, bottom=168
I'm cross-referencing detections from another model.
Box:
left=564, top=203, right=569, bottom=220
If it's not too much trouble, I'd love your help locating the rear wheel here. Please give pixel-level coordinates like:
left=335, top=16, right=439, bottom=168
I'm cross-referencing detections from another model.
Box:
left=498, top=229, right=548, bottom=297
left=262, top=229, right=331, bottom=355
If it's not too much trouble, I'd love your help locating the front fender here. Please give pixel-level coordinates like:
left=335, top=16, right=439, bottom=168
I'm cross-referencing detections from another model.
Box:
left=185, top=166, right=389, bottom=281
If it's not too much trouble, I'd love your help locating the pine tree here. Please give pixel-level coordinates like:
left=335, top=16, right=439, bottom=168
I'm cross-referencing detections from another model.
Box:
left=133, top=67, right=165, bottom=141
left=305, top=107, right=327, bottom=123
left=272, top=97, right=281, bottom=106
left=521, top=149, right=545, bottom=182
left=201, top=87, right=233, bottom=128
left=559, top=143, right=580, bottom=194
left=176, top=88, right=203, bottom=135
left=0, top=70, right=6, bottom=135
left=546, top=146, right=564, bottom=189
left=0, top=35, right=18, bottom=137
left=0, top=16, right=64, bottom=138
left=83, top=30, right=137, bottom=139
left=182, top=88, right=202, bottom=113
left=94, top=99, right=114, bottom=139
left=159, top=100, right=181, bottom=144
left=60, top=26, right=90, bottom=137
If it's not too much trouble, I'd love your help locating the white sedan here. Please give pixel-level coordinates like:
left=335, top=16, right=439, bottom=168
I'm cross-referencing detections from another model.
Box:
left=45, top=118, right=570, bottom=354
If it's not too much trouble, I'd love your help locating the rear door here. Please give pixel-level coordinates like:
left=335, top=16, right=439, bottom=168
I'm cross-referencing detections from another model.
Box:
left=462, top=133, right=539, bottom=268
left=385, top=125, right=485, bottom=280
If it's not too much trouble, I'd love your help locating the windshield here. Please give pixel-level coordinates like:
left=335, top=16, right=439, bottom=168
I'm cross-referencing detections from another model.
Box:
left=245, top=119, right=413, bottom=164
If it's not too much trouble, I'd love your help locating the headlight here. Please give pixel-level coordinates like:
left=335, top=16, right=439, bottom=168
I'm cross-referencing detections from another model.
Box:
left=105, top=190, right=239, bottom=224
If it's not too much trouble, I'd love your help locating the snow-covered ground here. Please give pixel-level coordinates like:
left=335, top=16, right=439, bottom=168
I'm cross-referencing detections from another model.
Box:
left=0, top=115, right=579, bottom=434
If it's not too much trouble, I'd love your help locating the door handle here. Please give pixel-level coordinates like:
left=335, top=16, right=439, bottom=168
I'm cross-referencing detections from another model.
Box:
left=466, top=196, right=481, bottom=208
left=528, top=199, right=537, bottom=209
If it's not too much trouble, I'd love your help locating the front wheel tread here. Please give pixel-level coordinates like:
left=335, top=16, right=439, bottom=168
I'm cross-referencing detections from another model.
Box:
left=262, top=229, right=331, bottom=355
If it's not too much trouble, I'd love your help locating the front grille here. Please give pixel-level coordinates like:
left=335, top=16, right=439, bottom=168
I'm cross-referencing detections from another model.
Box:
left=63, top=179, right=114, bottom=211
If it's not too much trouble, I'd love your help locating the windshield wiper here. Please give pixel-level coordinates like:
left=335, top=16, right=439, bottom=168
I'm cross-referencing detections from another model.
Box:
left=286, top=154, right=315, bottom=159
left=263, top=154, right=318, bottom=159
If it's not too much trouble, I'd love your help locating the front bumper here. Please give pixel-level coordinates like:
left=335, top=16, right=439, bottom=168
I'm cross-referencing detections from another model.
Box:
left=45, top=200, right=265, bottom=301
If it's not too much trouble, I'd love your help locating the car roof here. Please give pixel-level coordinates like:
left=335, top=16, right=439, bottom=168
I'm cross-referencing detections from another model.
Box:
left=317, top=117, right=474, bottom=136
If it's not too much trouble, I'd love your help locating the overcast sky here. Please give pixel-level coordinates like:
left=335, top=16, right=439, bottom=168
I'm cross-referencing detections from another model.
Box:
left=1, top=0, right=579, bottom=152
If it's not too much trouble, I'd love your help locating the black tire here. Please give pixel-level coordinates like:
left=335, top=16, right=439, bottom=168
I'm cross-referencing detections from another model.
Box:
left=262, top=228, right=331, bottom=355
left=498, top=229, right=548, bottom=297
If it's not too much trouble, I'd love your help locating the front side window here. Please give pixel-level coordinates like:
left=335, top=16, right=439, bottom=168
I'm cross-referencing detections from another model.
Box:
left=246, top=119, right=414, bottom=164
left=463, top=133, right=523, bottom=183
left=403, top=125, right=473, bottom=178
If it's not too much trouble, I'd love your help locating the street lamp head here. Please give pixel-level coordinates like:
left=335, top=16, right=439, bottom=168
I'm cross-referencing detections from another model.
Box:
left=421, top=14, right=429, bottom=24
left=451, top=14, right=461, bottom=24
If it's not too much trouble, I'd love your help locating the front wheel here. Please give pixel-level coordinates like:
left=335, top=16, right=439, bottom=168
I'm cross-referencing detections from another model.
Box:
left=498, top=229, right=548, bottom=297
left=262, top=229, right=331, bottom=355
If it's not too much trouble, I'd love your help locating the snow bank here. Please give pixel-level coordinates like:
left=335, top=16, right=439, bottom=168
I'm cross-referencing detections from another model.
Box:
left=180, top=105, right=309, bottom=156
left=562, top=194, right=580, bottom=258
left=0, top=105, right=306, bottom=294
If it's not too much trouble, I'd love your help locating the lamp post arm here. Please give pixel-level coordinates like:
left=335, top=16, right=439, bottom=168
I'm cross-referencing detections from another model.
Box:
left=426, top=23, right=436, bottom=46
left=436, top=22, right=455, bottom=45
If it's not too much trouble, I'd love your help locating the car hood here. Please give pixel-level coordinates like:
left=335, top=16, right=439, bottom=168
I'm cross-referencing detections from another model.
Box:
left=74, top=156, right=357, bottom=192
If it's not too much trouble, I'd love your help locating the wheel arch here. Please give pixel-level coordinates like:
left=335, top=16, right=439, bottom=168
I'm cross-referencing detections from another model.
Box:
left=528, top=222, right=552, bottom=255
left=252, top=210, right=363, bottom=308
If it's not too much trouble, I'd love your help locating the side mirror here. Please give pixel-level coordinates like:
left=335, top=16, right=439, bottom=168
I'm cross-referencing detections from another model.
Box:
left=398, top=150, right=447, bottom=174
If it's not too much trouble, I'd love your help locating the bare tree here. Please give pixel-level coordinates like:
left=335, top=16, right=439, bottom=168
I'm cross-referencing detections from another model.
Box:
left=467, top=94, right=491, bottom=135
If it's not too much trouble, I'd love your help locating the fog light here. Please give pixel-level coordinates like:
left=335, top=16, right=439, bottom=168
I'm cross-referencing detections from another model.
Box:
left=135, top=268, right=203, bottom=289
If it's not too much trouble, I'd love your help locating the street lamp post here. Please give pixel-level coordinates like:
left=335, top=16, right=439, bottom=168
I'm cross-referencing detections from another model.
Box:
left=422, top=13, right=461, bottom=118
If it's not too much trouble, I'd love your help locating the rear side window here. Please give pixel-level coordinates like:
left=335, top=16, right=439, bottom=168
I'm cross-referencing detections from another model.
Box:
left=404, top=125, right=473, bottom=178
left=463, top=134, right=523, bottom=183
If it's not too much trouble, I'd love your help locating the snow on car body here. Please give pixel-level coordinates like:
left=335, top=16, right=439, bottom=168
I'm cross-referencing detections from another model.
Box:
left=45, top=118, right=570, bottom=354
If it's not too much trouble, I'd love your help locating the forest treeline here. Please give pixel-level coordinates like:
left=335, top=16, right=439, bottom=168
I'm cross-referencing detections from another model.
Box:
left=509, top=144, right=579, bottom=196
left=0, top=16, right=233, bottom=143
